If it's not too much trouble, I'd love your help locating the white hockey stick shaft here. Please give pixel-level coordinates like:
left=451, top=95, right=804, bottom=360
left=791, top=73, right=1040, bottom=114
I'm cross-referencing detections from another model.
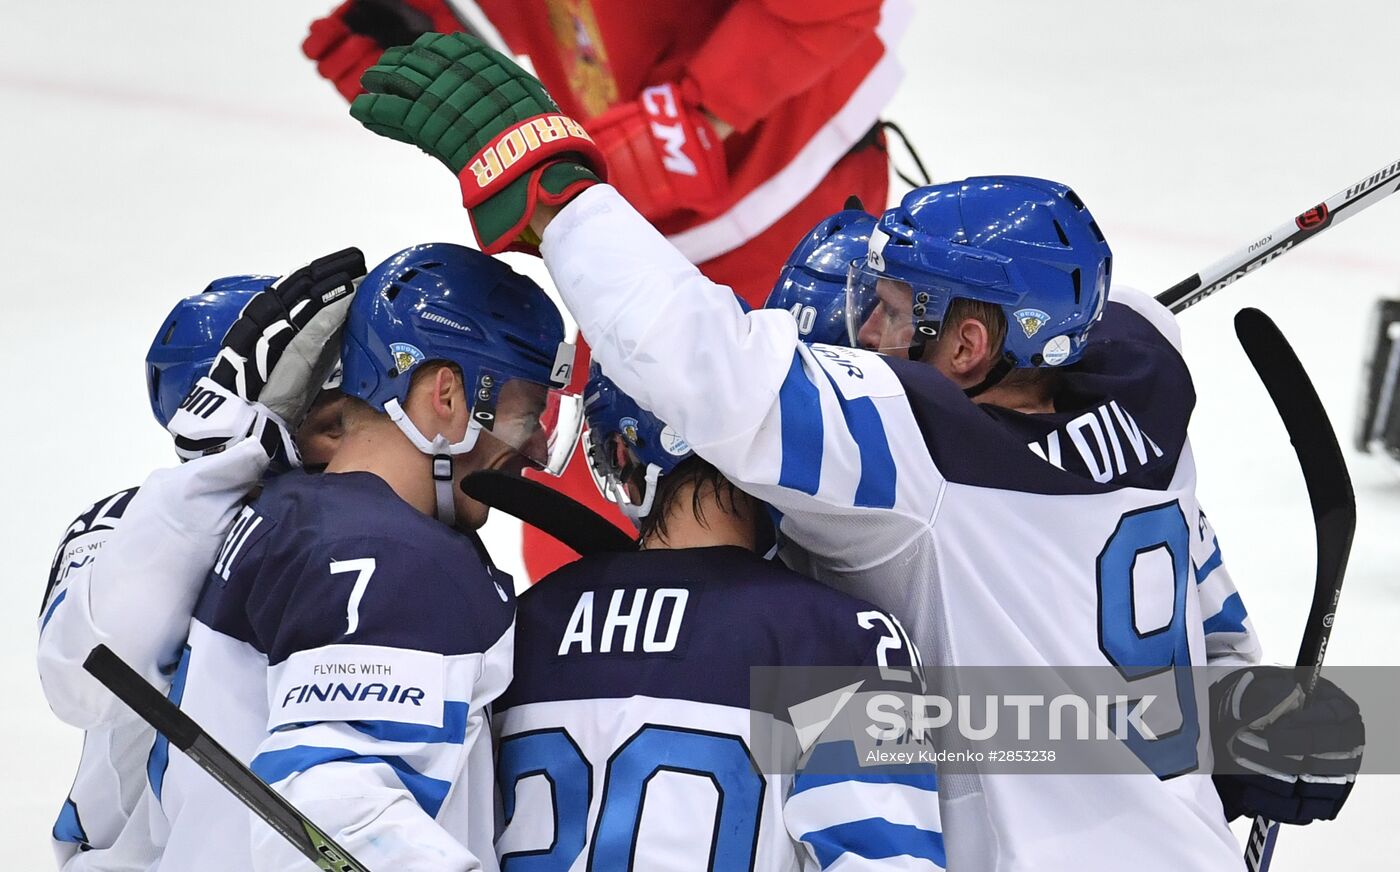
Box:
left=1159, top=157, right=1400, bottom=314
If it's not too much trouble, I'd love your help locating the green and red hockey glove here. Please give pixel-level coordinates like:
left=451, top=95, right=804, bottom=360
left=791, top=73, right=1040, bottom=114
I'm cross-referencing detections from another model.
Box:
left=351, top=32, right=607, bottom=254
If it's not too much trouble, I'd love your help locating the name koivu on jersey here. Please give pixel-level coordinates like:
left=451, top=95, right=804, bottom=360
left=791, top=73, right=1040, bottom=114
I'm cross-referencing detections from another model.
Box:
left=1027, top=400, right=1163, bottom=484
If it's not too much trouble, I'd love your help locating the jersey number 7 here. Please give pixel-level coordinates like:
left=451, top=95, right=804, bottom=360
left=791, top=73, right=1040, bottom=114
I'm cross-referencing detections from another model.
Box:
left=329, top=559, right=377, bottom=635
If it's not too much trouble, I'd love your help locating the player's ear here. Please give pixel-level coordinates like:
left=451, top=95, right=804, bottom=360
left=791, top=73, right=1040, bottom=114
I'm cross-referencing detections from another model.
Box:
left=942, top=316, right=992, bottom=376
left=428, top=365, right=462, bottom=421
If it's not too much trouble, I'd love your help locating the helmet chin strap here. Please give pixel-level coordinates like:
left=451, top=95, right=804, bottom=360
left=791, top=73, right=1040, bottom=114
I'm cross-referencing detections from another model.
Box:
left=963, top=353, right=1016, bottom=399
left=618, top=463, right=664, bottom=529
left=909, top=314, right=1014, bottom=400
left=384, top=398, right=482, bottom=527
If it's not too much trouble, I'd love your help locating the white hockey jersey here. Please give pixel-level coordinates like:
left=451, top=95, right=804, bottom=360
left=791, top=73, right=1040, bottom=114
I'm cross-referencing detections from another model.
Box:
left=155, top=470, right=514, bottom=872
left=36, top=438, right=275, bottom=869
left=538, top=185, right=1261, bottom=872
left=496, top=546, right=944, bottom=871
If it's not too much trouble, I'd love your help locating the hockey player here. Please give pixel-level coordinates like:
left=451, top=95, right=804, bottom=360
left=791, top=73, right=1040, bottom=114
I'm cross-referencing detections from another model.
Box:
left=37, top=256, right=361, bottom=870
left=154, top=244, right=579, bottom=871
left=764, top=206, right=876, bottom=346
left=304, top=0, right=910, bottom=579
left=347, top=35, right=1366, bottom=870
left=495, top=365, right=945, bottom=870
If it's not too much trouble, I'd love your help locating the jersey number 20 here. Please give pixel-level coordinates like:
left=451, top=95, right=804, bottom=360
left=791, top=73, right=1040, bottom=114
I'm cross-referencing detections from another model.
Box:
left=498, top=725, right=764, bottom=871
left=1096, top=501, right=1200, bottom=778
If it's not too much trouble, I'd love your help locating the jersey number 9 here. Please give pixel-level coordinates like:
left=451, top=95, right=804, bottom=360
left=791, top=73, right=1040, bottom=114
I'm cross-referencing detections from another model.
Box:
left=1096, top=501, right=1200, bottom=778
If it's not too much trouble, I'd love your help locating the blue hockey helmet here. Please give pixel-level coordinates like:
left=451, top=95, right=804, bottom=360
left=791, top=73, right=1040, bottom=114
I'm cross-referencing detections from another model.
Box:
left=847, top=176, right=1113, bottom=369
left=145, top=276, right=275, bottom=428
left=341, top=244, right=580, bottom=521
left=765, top=209, right=875, bottom=346
left=582, top=363, right=693, bottom=523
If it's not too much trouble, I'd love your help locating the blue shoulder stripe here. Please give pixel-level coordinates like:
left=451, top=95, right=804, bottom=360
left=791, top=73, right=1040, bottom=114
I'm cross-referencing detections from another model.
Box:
left=1194, top=541, right=1224, bottom=584
left=1202, top=592, right=1248, bottom=636
left=250, top=746, right=451, bottom=817
left=816, top=368, right=897, bottom=508
left=801, top=818, right=946, bottom=869
left=792, top=740, right=938, bottom=796
left=778, top=353, right=823, bottom=495
left=147, top=647, right=192, bottom=802
left=348, top=701, right=469, bottom=745
left=40, top=589, right=67, bottom=633
left=52, top=798, right=88, bottom=846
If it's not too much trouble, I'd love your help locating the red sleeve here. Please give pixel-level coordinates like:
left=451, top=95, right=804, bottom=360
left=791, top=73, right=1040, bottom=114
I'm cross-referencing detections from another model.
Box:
left=680, top=0, right=885, bottom=133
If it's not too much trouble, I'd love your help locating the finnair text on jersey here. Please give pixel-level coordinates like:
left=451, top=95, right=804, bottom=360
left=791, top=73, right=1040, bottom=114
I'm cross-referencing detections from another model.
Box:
left=281, top=682, right=426, bottom=707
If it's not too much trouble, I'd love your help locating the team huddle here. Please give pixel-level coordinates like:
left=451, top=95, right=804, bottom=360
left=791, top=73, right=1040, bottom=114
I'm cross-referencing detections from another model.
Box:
left=36, top=11, right=1368, bottom=872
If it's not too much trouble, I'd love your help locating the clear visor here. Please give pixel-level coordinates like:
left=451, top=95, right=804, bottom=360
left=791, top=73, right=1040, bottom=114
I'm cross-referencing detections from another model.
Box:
left=476, top=372, right=583, bottom=477
left=845, top=260, right=921, bottom=353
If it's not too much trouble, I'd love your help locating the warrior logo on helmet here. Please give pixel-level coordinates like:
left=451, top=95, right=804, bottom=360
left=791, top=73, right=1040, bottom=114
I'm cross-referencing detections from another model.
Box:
left=1014, top=308, right=1051, bottom=338
left=620, top=416, right=640, bottom=445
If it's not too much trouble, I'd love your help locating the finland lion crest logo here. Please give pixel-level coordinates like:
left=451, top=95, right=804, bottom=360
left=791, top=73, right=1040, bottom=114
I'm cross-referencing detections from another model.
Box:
left=1014, top=308, right=1050, bottom=338
left=389, top=342, right=425, bottom=375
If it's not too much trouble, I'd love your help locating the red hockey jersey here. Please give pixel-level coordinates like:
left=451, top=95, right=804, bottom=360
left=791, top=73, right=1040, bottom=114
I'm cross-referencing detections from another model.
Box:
left=470, top=0, right=912, bottom=263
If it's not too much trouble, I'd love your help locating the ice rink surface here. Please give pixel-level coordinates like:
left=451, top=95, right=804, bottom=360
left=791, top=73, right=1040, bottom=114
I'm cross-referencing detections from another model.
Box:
left=2, top=0, right=1396, bottom=867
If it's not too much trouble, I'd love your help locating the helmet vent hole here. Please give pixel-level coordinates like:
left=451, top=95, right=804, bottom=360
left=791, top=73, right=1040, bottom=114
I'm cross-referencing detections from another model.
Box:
left=1088, top=221, right=1105, bottom=243
left=398, top=268, right=420, bottom=283
left=385, top=285, right=401, bottom=302
left=1070, top=268, right=1082, bottom=304
left=1052, top=220, right=1070, bottom=246
left=419, top=262, right=442, bottom=269
left=1064, top=189, right=1086, bottom=210
left=504, top=335, right=552, bottom=366
left=160, top=320, right=178, bottom=345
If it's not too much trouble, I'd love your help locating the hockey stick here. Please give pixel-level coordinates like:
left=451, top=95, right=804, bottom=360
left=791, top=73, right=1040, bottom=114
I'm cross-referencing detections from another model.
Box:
left=462, top=469, right=637, bottom=557
left=1159, top=158, right=1400, bottom=314
left=1233, top=308, right=1358, bottom=872
left=82, top=645, right=371, bottom=872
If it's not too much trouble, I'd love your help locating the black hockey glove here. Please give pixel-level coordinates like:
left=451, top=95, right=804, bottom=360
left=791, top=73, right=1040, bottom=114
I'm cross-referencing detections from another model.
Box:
left=168, top=247, right=366, bottom=465
left=1210, top=666, right=1364, bottom=824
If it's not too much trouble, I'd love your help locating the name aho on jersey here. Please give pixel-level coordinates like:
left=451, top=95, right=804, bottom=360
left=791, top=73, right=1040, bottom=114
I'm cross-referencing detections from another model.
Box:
left=558, top=587, right=690, bottom=655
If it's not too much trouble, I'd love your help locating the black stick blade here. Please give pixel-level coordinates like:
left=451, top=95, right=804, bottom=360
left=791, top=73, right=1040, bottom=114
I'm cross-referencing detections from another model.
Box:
left=1233, top=307, right=1357, bottom=689
left=462, top=470, right=637, bottom=557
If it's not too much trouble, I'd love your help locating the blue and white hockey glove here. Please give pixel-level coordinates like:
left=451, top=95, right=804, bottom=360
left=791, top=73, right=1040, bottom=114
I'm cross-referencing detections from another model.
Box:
left=168, top=247, right=366, bottom=465
left=1210, top=666, right=1364, bottom=824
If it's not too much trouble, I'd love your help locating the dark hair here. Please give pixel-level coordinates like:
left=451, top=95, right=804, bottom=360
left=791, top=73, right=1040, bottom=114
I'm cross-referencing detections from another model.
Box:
left=638, top=455, right=759, bottom=543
